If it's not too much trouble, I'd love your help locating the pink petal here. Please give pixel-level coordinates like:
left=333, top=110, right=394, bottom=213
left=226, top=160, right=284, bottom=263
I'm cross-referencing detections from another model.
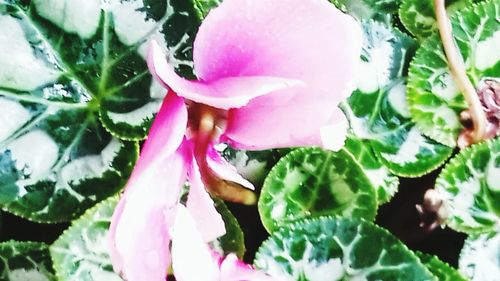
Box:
left=172, top=205, right=220, bottom=281
left=186, top=157, right=226, bottom=242
left=133, top=91, right=188, bottom=175
left=148, top=41, right=303, bottom=110
left=206, top=145, right=254, bottom=190
left=108, top=93, right=190, bottom=281
left=109, top=142, right=190, bottom=281
left=220, top=254, right=277, bottom=281
left=194, top=0, right=362, bottom=149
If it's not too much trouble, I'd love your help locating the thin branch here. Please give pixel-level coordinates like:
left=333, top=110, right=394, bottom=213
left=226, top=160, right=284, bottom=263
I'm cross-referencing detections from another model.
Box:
left=434, top=0, right=487, bottom=142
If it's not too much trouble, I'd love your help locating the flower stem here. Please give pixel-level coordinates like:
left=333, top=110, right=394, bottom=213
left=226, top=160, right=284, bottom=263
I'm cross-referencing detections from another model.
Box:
left=195, top=106, right=257, bottom=205
left=433, top=0, right=487, bottom=143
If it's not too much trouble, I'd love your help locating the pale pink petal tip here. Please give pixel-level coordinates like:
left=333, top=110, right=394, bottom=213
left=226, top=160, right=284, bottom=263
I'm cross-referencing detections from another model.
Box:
left=186, top=158, right=226, bottom=242
left=147, top=40, right=304, bottom=110
left=320, top=110, right=349, bottom=151
left=172, top=205, right=220, bottom=281
left=220, top=254, right=277, bottom=281
left=206, top=145, right=255, bottom=190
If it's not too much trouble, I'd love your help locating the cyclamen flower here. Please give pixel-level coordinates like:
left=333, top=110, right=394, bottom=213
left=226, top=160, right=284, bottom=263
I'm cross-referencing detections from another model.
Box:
left=108, top=0, right=362, bottom=280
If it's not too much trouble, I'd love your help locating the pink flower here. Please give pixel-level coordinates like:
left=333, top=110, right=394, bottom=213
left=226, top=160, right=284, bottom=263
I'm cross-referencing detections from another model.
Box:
left=108, top=0, right=362, bottom=280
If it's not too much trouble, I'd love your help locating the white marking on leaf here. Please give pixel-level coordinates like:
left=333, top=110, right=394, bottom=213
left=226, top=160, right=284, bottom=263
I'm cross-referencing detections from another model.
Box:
left=474, top=30, right=500, bottom=71
left=342, top=104, right=374, bottom=140
left=110, top=0, right=158, bottom=46
left=230, top=153, right=267, bottom=184
left=433, top=105, right=461, bottom=130
left=271, top=202, right=286, bottom=220
left=459, top=232, right=500, bottom=281
left=332, top=178, right=355, bottom=205
left=55, top=139, right=121, bottom=201
left=430, top=72, right=460, bottom=102
left=364, top=167, right=390, bottom=190
left=107, top=101, right=162, bottom=126
left=485, top=154, right=500, bottom=192
left=9, top=269, right=49, bottom=281
left=408, top=5, right=435, bottom=27
left=0, top=97, right=31, bottom=142
left=381, top=127, right=433, bottom=165
left=356, top=42, right=393, bottom=93
left=0, top=16, right=60, bottom=91
left=302, top=258, right=345, bottom=281
left=89, top=268, right=123, bottom=281
left=33, top=0, right=102, bottom=39
left=283, top=168, right=305, bottom=189
left=451, top=178, right=483, bottom=227
left=7, top=130, right=59, bottom=181
left=387, top=82, right=410, bottom=118
left=150, top=79, right=168, bottom=99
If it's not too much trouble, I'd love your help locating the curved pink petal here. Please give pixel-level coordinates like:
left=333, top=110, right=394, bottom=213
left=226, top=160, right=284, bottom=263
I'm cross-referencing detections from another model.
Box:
left=133, top=91, right=188, bottom=175
left=172, top=205, right=220, bottom=281
left=148, top=41, right=303, bottom=109
left=186, top=157, right=226, bottom=242
left=108, top=92, right=189, bottom=281
left=220, top=254, right=277, bottom=281
left=206, top=145, right=254, bottom=190
left=109, top=141, right=190, bottom=281
left=194, top=0, right=362, bottom=149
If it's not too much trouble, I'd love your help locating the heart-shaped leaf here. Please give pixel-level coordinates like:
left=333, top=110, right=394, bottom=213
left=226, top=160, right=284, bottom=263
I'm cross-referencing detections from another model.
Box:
left=255, top=216, right=435, bottom=281
left=436, top=138, right=500, bottom=234
left=0, top=241, right=55, bottom=281
left=399, top=0, right=478, bottom=39
left=0, top=0, right=207, bottom=222
left=407, top=0, right=500, bottom=147
left=258, top=147, right=377, bottom=233
left=50, top=196, right=121, bottom=281
left=331, top=0, right=400, bottom=25
left=342, top=20, right=453, bottom=177
left=459, top=231, right=499, bottom=281
left=417, top=252, right=467, bottom=281
left=344, top=136, right=399, bottom=204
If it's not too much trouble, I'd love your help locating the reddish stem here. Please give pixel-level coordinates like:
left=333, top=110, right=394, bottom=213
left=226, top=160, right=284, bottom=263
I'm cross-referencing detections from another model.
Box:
left=194, top=106, right=257, bottom=205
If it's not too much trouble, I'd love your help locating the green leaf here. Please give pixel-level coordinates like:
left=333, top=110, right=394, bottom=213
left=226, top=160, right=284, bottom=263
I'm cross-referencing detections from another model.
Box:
left=193, top=0, right=221, bottom=19
left=258, top=147, right=377, bottom=233
left=210, top=198, right=246, bottom=259
left=344, top=136, right=399, bottom=204
left=399, top=0, right=478, bottom=39
left=459, top=231, right=500, bottom=281
left=0, top=241, right=56, bottom=281
left=331, top=0, right=400, bottom=25
left=0, top=0, right=206, bottom=222
left=255, top=216, right=435, bottom=281
left=417, top=252, right=468, bottom=281
left=436, top=138, right=500, bottom=234
left=50, top=195, right=121, bottom=281
left=0, top=126, right=138, bottom=222
left=342, top=20, right=453, bottom=177
left=407, top=0, right=500, bottom=147
left=220, top=145, right=289, bottom=187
